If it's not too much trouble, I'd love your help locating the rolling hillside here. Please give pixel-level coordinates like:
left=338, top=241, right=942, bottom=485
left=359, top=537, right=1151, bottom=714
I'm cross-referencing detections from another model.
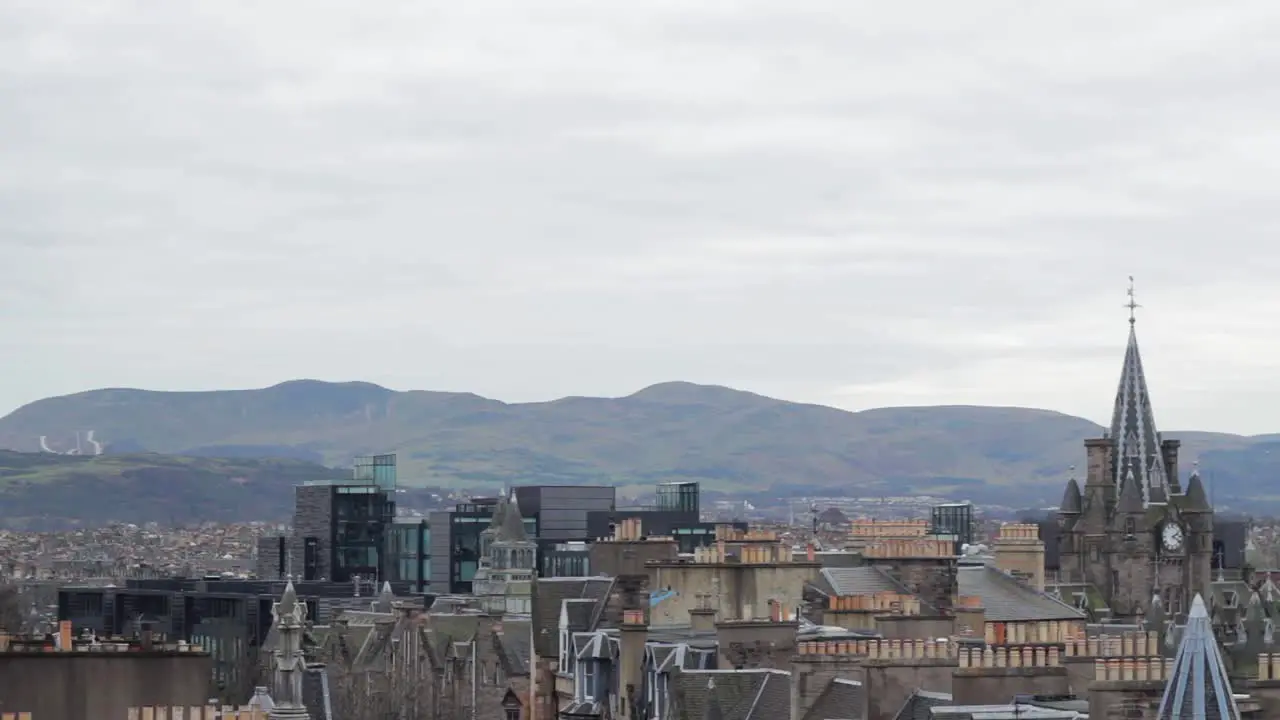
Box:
left=0, top=380, right=1276, bottom=509
left=0, top=450, right=348, bottom=527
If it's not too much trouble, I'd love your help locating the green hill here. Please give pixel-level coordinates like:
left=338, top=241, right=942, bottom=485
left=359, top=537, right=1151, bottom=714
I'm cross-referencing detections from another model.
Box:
left=0, top=380, right=1274, bottom=509
left=0, top=450, right=346, bottom=527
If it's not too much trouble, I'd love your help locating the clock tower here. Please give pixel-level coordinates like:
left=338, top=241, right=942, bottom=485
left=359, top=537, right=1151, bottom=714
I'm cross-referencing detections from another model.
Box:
left=1056, top=280, right=1214, bottom=621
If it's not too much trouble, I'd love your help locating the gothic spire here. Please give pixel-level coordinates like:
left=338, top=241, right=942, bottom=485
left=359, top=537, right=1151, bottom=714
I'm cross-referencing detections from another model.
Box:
left=1110, top=277, right=1170, bottom=506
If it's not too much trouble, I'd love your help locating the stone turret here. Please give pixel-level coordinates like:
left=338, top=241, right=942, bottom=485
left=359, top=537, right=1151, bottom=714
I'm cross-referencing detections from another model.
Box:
left=269, top=581, right=310, bottom=720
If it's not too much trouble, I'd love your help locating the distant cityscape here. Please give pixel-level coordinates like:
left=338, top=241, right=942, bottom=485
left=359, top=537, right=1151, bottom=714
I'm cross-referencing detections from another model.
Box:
left=0, top=313, right=1275, bottom=720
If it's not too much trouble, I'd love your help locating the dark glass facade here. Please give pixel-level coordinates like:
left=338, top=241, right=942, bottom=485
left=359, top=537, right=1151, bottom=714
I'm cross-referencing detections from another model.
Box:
left=289, top=454, right=398, bottom=584
left=656, top=481, right=700, bottom=514
left=542, top=542, right=591, bottom=577
left=930, top=502, right=974, bottom=551
left=332, top=485, right=395, bottom=583
left=421, top=498, right=538, bottom=594
left=585, top=508, right=742, bottom=553
left=515, top=486, right=616, bottom=541
left=391, top=518, right=431, bottom=593
left=56, top=578, right=408, bottom=702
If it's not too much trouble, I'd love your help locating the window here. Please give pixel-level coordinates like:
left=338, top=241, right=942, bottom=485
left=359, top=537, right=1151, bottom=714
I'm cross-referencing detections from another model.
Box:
left=1125, top=518, right=1135, bottom=535
left=559, top=629, right=569, bottom=672
left=1089, top=544, right=1100, bottom=562
left=399, top=557, right=419, bottom=582
left=505, top=709, right=520, bottom=720
left=577, top=659, right=596, bottom=700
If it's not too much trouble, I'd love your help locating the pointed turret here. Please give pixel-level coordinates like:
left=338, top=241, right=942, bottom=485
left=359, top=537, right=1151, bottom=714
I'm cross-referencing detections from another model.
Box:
left=1116, top=471, right=1145, bottom=516
left=1111, top=286, right=1171, bottom=507
left=1060, top=475, right=1082, bottom=516
left=487, top=495, right=509, bottom=533
left=374, top=581, right=394, bottom=613
left=1183, top=467, right=1210, bottom=512
left=278, top=579, right=297, bottom=618
left=1156, top=594, right=1241, bottom=719
left=498, top=489, right=529, bottom=542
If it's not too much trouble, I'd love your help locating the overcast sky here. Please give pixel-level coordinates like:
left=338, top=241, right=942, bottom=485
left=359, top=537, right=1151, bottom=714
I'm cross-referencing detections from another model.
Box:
left=4, top=1, right=1280, bottom=434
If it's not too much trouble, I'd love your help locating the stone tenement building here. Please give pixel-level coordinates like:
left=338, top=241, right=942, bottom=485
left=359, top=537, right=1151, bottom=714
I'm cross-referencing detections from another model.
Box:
left=1056, top=298, right=1213, bottom=622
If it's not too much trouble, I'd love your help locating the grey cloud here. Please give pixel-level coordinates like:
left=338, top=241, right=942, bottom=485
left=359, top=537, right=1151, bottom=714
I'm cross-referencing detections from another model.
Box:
left=4, top=1, right=1280, bottom=433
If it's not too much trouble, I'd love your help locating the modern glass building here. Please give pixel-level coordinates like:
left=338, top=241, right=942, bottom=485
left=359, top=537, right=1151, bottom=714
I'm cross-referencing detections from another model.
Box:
left=417, top=486, right=613, bottom=594
left=584, top=481, right=743, bottom=553
left=930, top=501, right=974, bottom=551
left=514, top=485, right=617, bottom=541
left=391, top=517, right=431, bottom=593
left=656, top=481, right=700, bottom=514
left=424, top=498, right=539, bottom=594
left=289, top=454, right=397, bottom=583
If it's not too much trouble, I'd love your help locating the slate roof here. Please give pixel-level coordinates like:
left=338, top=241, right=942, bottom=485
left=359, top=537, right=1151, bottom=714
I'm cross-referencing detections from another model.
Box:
left=565, top=599, right=598, bottom=631
left=818, top=566, right=903, bottom=597
left=531, top=577, right=614, bottom=658
left=802, top=678, right=863, bottom=720
left=672, top=669, right=790, bottom=720
left=494, top=618, right=531, bottom=676
left=957, top=566, right=1084, bottom=622
left=892, top=690, right=952, bottom=720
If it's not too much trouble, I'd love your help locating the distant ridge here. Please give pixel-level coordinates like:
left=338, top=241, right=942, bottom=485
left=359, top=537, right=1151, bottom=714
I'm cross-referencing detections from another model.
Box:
left=0, top=380, right=1275, bottom=509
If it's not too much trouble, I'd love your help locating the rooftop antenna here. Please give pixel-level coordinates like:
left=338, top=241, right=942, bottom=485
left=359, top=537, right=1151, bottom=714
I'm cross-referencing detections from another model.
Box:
left=1125, top=275, right=1141, bottom=325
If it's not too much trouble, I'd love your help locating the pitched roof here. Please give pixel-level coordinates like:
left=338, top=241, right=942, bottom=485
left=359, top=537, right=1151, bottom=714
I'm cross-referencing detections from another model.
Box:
left=494, top=618, right=531, bottom=676
left=957, top=566, right=1085, bottom=622
left=672, top=669, right=791, bottom=720
left=1156, top=594, right=1240, bottom=720
left=819, top=566, right=903, bottom=597
left=530, top=577, right=614, bottom=658
left=892, top=689, right=952, bottom=720
left=802, top=678, right=863, bottom=720
left=1110, top=317, right=1171, bottom=506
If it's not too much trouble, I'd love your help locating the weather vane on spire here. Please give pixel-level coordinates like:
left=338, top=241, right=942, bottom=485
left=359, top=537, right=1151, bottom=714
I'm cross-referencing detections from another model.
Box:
left=1125, top=275, right=1140, bottom=325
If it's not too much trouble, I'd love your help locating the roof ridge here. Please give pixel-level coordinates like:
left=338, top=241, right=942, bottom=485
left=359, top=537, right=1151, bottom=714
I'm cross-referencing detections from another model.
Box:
left=740, top=672, right=772, bottom=720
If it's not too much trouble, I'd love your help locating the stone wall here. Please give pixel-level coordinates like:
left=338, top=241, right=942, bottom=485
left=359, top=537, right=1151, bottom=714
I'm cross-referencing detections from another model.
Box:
left=0, top=651, right=213, bottom=720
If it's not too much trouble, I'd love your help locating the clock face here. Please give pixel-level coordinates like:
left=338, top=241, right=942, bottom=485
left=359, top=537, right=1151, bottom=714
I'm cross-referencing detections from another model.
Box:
left=1162, top=523, right=1184, bottom=551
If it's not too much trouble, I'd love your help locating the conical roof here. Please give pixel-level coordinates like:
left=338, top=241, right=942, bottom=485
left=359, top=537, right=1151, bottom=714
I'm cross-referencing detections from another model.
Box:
left=1059, top=476, right=1082, bottom=515
left=1184, top=469, right=1210, bottom=511
left=1156, top=594, right=1240, bottom=720
left=278, top=579, right=297, bottom=616
left=1110, top=316, right=1171, bottom=506
left=497, top=489, right=529, bottom=542
left=1117, top=469, right=1145, bottom=515
left=485, top=496, right=508, bottom=534
left=375, top=581, right=394, bottom=613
